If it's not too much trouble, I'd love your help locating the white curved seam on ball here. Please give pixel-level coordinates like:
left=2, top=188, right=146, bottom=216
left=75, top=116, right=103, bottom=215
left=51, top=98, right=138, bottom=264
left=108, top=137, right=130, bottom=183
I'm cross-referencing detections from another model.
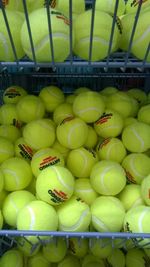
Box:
left=75, top=188, right=93, bottom=193
left=77, top=149, right=88, bottom=177
left=105, top=141, right=116, bottom=160
left=130, top=156, right=143, bottom=179
left=32, top=150, right=49, bottom=160
left=92, top=215, right=109, bottom=231
left=131, top=198, right=143, bottom=209
left=9, top=195, right=18, bottom=213
left=79, top=36, right=109, bottom=45
left=131, top=127, right=145, bottom=151
left=27, top=206, right=35, bottom=230
left=52, top=166, right=73, bottom=191
left=75, top=107, right=101, bottom=115
left=47, top=88, right=62, bottom=100
left=132, top=26, right=150, bottom=45
left=59, top=208, right=90, bottom=231
left=109, top=197, right=124, bottom=211
left=67, top=123, right=83, bottom=147
left=0, top=33, right=9, bottom=59
left=100, top=166, right=113, bottom=194
left=138, top=208, right=149, bottom=233
left=3, top=169, right=20, bottom=187
left=99, top=125, right=120, bottom=131
left=37, top=121, right=54, bottom=131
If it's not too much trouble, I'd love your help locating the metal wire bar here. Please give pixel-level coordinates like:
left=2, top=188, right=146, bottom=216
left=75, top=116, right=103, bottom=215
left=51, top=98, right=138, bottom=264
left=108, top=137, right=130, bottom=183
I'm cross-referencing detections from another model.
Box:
left=69, top=0, right=73, bottom=65
left=88, top=0, right=96, bottom=64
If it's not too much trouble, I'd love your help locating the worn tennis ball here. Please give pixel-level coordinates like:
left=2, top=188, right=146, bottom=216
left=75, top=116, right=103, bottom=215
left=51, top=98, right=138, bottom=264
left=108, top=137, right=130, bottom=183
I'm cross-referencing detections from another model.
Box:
left=36, top=166, right=74, bottom=205
left=96, top=0, right=125, bottom=15
left=15, top=137, right=35, bottom=162
left=126, top=248, right=149, bottom=267
left=106, top=249, right=125, bottom=267
left=141, top=174, right=150, bottom=206
left=91, top=196, right=125, bottom=232
left=58, top=255, right=81, bottom=267
left=122, top=153, right=150, bottom=184
left=1, top=157, right=33, bottom=191
left=31, top=147, right=65, bottom=177
left=0, top=137, right=14, bottom=164
left=3, top=86, right=27, bottom=104
left=57, top=195, right=91, bottom=232
left=90, top=238, right=112, bottom=259
left=0, top=249, right=24, bottom=267
left=23, top=119, right=56, bottom=150
left=0, top=125, right=21, bottom=143
left=138, top=104, right=150, bottom=125
left=42, top=238, right=67, bottom=263
left=68, top=237, right=89, bottom=258
left=122, top=122, right=150, bottom=152
left=74, top=178, right=98, bottom=205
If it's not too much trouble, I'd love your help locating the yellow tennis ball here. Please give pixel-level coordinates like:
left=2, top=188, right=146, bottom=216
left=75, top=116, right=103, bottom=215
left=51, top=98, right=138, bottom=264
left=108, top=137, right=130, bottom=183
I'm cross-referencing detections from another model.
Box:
left=138, top=104, right=150, bottom=125
left=89, top=238, right=112, bottom=259
left=36, top=166, right=75, bottom=205
left=74, top=178, right=98, bottom=205
left=141, top=174, right=150, bottom=206
left=0, top=9, right=24, bottom=61
left=0, top=125, right=21, bottom=143
left=123, top=117, right=137, bottom=128
left=118, top=184, right=144, bottom=211
left=106, top=249, right=125, bottom=267
left=74, top=10, right=121, bottom=61
left=65, top=94, right=76, bottom=104
left=0, top=249, right=24, bottom=267
left=74, top=87, right=91, bottom=95
left=126, top=248, right=149, bottom=267
left=122, top=122, right=150, bottom=152
left=52, top=140, right=70, bottom=160
left=96, top=0, right=125, bottom=15
left=127, top=88, right=147, bottom=106
left=1, top=157, right=33, bottom=191
left=0, top=209, right=3, bottom=229
left=31, top=147, right=65, bottom=177
left=55, top=0, right=85, bottom=17
left=84, top=125, right=98, bottom=149
left=97, top=137, right=127, bottom=163
left=21, top=8, right=71, bottom=62
left=56, top=117, right=88, bottom=149
left=94, top=109, right=124, bottom=138
left=2, top=190, right=35, bottom=227
left=68, top=237, right=89, bottom=258
left=100, top=87, right=119, bottom=96
left=3, top=86, right=27, bottom=104
left=0, top=137, right=14, bottom=164
left=82, top=254, right=106, bottom=267
left=42, top=238, right=67, bottom=263
left=53, top=103, right=73, bottom=125
left=0, top=190, right=8, bottom=209
left=122, top=153, right=150, bottom=184
left=67, top=147, right=98, bottom=178
left=0, top=170, right=4, bottom=192
left=15, top=137, right=35, bottom=161
left=26, top=251, right=50, bottom=267
left=125, top=0, right=150, bottom=14
left=90, top=160, right=126, bottom=196
left=17, top=237, right=40, bottom=257
left=57, top=195, right=91, bottom=231
left=58, top=255, right=81, bottom=267
left=91, top=196, right=125, bottom=232
left=23, top=119, right=56, bottom=150
left=0, top=103, right=22, bottom=127
left=73, top=91, right=105, bottom=123
left=39, top=86, right=65, bottom=113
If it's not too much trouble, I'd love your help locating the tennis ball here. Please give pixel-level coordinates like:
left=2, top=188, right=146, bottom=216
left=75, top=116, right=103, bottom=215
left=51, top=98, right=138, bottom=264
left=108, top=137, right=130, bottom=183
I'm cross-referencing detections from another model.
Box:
left=94, top=109, right=124, bottom=138
left=1, top=157, right=32, bottom=191
left=65, top=94, right=76, bottom=104
left=141, top=174, right=150, bottom=206
left=56, top=117, right=88, bottom=149
left=39, top=86, right=65, bottom=113
left=90, top=238, right=112, bottom=259
left=31, top=147, right=65, bottom=177
left=3, top=86, right=27, bottom=104
left=90, top=160, right=126, bottom=196
left=106, top=249, right=125, bottom=267
left=58, top=255, right=81, bottom=267
left=0, top=137, right=14, bottom=163
left=138, top=104, right=150, bottom=125
left=97, top=137, right=127, bottom=163
left=100, top=87, right=118, bottom=96
left=84, top=125, right=98, bottom=149
left=0, top=170, right=4, bottom=192
left=126, top=248, right=149, bottom=267
left=57, top=195, right=91, bottom=231
left=0, top=209, right=3, bottom=229
left=68, top=237, right=89, bottom=258
left=82, top=254, right=105, bottom=267
left=52, top=140, right=70, bottom=160
left=0, top=249, right=23, bottom=267
left=96, top=0, right=125, bottom=15
left=74, top=178, right=98, bottom=205
left=118, top=184, right=144, bottom=211
left=21, top=8, right=71, bottom=62
left=55, top=0, right=85, bottom=17
left=0, top=190, right=8, bottom=209
left=36, top=166, right=74, bottom=205
left=123, top=117, right=137, bottom=127
left=53, top=103, right=73, bottom=125
left=67, top=147, right=98, bottom=178
left=26, top=251, right=50, bottom=267
left=0, top=103, right=21, bottom=127
left=73, top=91, right=105, bottom=123
left=2, top=190, right=35, bottom=227
left=122, top=122, right=150, bottom=152
left=91, top=196, right=125, bottom=232
left=17, top=95, right=45, bottom=123
left=17, top=200, right=58, bottom=243
left=17, top=237, right=40, bottom=257
left=23, top=119, right=55, bottom=150
left=74, top=87, right=91, bottom=95
left=0, top=9, right=24, bottom=61
left=42, top=238, right=67, bottom=263
left=127, top=88, right=147, bottom=106
left=122, top=153, right=150, bottom=184
left=0, top=125, right=21, bottom=143
left=125, top=0, right=150, bottom=14
left=74, top=10, right=121, bottom=61
left=15, top=137, right=35, bottom=161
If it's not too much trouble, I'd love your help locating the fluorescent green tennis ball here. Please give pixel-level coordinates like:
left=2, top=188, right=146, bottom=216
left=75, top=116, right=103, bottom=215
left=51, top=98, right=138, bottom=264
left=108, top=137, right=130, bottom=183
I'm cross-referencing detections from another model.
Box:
left=0, top=125, right=21, bottom=143
left=42, top=238, right=67, bottom=263
left=3, top=86, right=27, bottom=104
left=119, top=12, right=135, bottom=51
left=74, top=87, right=91, bottom=95
left=125, top=0, right=150, bottom=14
left=15, top=137, right=35, bottom=161
left=27, top=251, right=50, bottom=267
left=82, top=254, right=105, bottom=267
left=39, top=86, right=65, bottom=112
left=74, top=10, right=121, bottom=61
left=106, top=249, right=125, bottom=267
left=96, top=0, right=125, bottom=15
left=74, top=178, right=98, bottom=205
left=0, top=209, right=3, bottom=229
left=67, top=147, right=98, bottom=178
left=0, top=137, right=14, bottom=163
left=21, top=8, right=71, bottom=62
left=17, top=95, right=45, bottom=123
left=94, top=109, right=124, bottom=138
left=97, top=137, right=127, bottom=163
left=56, top=117, right=88, bottom=149
left=58, top=255, right=81, bottom=267
left=68, top=237, right=89, bottom=258
left=122, top=153, right=150, bottom=184
left=90, top=238, right=112, bottom=259
left=127, top=88, right=147, bottom=106
left=84, top=125, right=98, bottom=149
left=0, top=249, right=23, bottom=267
left=56, top=0, right=85, bottom=17
left=73, top=91, right=105, bottom=123
left=1, top=157, right=32, bottom=191
left=0, top=190, right=8, bottom=209
left=123, top=117, right=137, bottom=128
left=65, top=94, right=76, bottom=104
left=53, top=103, right=73, bottom=125
left=90, top=160, right=126, bottom=196
left=138, top=104, right=150, bottom=125
left=0, top=170, right=4, bottom=192
left=17, top=237, right=40, bottom=257
left=17, top=200, right=58, bottom=243
left=23, top=119, right=56, bottom=150
left=57, top=195, right=91, bottom=231
left=141, top=174, right=150, bottom=206
left=100, top=87, right=118, bottom=96
left=0, top=9, right=24, bottom=61
left=0, top=103, right=21, bottom=127
left=126, top=248, right=149, bottom=267
left=122, top=122, right=150, bottom=152
left=36, top=166, right=74, bottom=205
left=52, top=140, right=70, bottom=160
left=118, top=184, right=144, bottom=211
left=91, top=196, right=125, bottom=232
left=31, top=147, right=65, bottom=177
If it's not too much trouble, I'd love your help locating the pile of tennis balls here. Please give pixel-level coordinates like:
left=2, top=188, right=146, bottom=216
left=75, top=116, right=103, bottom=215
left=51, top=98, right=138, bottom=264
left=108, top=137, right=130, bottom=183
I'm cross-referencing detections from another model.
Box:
left=0, top=84, right=150, bottom=266
left=0, top=0, right=149, bottom=62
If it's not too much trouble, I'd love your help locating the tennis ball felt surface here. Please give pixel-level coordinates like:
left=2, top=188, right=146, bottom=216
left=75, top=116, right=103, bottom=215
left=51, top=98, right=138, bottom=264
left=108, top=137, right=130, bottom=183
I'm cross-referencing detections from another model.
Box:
left=58, top=255, right=81, bottom=267
left=91, top=196, right=125, bottom=232
left=127, top=88, right=147, bottom=106
left=0, top=137, right=14, bottom=164
left=96, top=0, right=125, bottom=15
left=0, top=103, right=21, bottom=126
left=141, top=174, right=150, bottom=206
left=84, top=125, right=98, bottom=149
left=17, top=236, right=40, bottom=257
left=125, top=0, right=150, bottom=14
left=68, top=237, right=89, bottom=258
left=55, top=0, right=85, bottom=16
left=0, top=169, right=4, bottom=192
left=126, top=248, right=148, bottom=267
left=36, top=166, right=74, bottom=205
left=52, top=140, right=70, bottom=160
left=100, top=86, right=118, bottom=95
left=3, top=86, right=27, bottom=104
left=0, top=125, right=21, bottom=143
left=82, top=254, right=105, bottom=267
left=74, top=87, right=91, bottom=95
left=53, top=102, right=73, bottom=125
left=0, top=249, right=24, bottom=267
left=42, top=238, right=67, bottom=263
left=138, top=104, right=150, bottom=125
left=106, top=248, right=125, bottom=267
left=74, top=178, right=98, bottom=205
left=90, top=238, right=112, bottom=259
left=0, top=209, right=3, bottom=229
left=26, top=251, right=50, bottom=267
